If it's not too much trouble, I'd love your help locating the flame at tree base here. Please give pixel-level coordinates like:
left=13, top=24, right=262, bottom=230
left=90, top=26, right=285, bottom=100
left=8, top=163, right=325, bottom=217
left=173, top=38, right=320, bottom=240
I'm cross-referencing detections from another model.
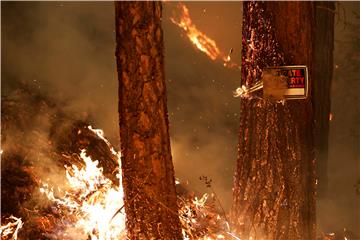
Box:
left=1, top=126, right=352, bottom=240
left=1, top=126, right=238, bottom=240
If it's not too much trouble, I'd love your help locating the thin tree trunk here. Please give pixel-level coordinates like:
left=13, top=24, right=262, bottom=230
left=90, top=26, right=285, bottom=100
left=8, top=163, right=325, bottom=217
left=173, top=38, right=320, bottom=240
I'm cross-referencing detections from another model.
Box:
left=115, top=2, right=182, bottom=239
left=232, top=2, right=316, bottom=240
left=313, top=1, right=335, bottom=198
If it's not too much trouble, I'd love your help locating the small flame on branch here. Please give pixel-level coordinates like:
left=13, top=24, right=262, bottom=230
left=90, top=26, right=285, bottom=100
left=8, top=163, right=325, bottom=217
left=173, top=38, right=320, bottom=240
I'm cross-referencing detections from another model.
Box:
left=0, top=216, right=24, bottom=240
left=171, top=3, right=239, bottom=69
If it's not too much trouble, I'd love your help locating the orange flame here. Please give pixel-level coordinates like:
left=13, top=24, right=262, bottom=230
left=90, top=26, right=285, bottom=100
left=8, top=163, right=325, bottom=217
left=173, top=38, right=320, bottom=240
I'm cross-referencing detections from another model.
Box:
left=40, top=126, right=126, bottom=240
left=0, top=215, right=23, bottom=240
left=35, top=126, right=241, bottom=240
left=171, top=4, right=221, bottom=61
left=171, top=3, right=238, bottom=70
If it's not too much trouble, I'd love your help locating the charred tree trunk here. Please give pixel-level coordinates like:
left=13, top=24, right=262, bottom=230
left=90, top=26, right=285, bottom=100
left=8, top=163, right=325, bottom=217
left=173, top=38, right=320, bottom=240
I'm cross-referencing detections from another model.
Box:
left=232, top=2, right=316, bottom=240
left=115, top=2, right=182, bottom=239
left=313, top=2, right=335, bottom=198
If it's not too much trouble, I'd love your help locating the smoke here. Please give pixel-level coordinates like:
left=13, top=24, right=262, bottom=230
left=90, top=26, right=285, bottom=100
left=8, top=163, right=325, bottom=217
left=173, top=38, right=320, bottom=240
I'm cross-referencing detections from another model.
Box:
left=1, top=88, right=72, bottom=219
left=3, top=1, right=360, bottom=236
left=1, top=86, right=125, bottom=238
left=2, top=2, right=243, bottom=211
left=316, top=2, right=360, bottom=235
left=163, top=2, right=243, bottom=210
left=1, top=2, right=119, bottom=142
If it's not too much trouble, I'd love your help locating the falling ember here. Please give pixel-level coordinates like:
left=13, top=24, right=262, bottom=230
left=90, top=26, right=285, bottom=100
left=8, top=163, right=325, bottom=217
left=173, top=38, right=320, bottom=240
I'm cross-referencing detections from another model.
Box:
left=0, top=216, right=24, bottom=240
left=171, top=3, right=239, bottom=69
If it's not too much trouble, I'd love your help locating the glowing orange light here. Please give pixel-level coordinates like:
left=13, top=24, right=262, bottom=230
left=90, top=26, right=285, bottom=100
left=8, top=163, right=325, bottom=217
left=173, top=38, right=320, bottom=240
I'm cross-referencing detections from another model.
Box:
left=171, top=3, right=239, bottom=70
left=40, top=126, right=126, bottom=240
left=171, top=4, right=220, bottom=61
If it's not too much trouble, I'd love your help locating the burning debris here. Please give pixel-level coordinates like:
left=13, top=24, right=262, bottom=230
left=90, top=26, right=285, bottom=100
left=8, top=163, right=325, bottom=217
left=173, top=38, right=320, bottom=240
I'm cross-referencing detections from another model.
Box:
left=318, top=229, right=360, bottom=240
left=178, top=192, right=235, bottom=240
left=2, top=89, right=347, bottom=240
left=0, top=90, right=354, bottom=240
left=39, top=148, right=126, bottom=240
left=0, top=216, right=23, bottom=240
left=1, top=87, right=121, bottom=239
left=1, top=87, right=239, bottom=239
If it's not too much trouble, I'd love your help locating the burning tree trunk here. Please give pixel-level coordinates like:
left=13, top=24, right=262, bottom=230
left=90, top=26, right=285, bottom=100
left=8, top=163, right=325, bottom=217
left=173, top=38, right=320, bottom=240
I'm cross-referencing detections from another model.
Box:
left=115, top=2, right=182, bottom=239
left=232, top=2, right=316, bottom=240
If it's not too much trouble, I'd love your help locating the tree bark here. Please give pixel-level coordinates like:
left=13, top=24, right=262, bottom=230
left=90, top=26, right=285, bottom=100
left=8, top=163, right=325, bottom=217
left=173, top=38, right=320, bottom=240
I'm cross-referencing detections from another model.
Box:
left=313, top=1, right=335, bottom=198
left=232, top=2, right=316, bottom=240
left=115, top=2, right=182, bottom=239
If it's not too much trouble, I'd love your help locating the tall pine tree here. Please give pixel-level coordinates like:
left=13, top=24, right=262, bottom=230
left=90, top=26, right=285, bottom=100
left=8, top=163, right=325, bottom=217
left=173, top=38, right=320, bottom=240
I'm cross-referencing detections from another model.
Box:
left=232, top=2, right=316, bottom=239
left=115, top=2, right=182, bottom=239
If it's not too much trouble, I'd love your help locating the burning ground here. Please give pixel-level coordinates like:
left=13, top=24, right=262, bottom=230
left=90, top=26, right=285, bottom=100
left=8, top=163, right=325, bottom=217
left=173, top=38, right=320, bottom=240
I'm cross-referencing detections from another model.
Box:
left=1, top=87, right=122, bottom=239
left=0, top=87, right=236, bottom=240
left=2, top=2, right=359, bottom=239
left=1, top=88, right=353, bottom=240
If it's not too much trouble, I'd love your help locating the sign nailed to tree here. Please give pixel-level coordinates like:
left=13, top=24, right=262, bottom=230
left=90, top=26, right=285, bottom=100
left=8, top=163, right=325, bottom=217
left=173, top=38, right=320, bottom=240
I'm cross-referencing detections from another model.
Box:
left=235, top=65, right=308, bottom=101
left=262, top=65, right=308, bottom=100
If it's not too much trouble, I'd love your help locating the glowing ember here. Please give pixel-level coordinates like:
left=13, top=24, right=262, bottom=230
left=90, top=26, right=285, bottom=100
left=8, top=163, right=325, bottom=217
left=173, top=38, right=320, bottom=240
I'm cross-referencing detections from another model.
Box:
left=329, top=112, right=333, bottom=121
left=0, top=215, right=24, bottom=240
left=171, top=3, right=238, bottom=69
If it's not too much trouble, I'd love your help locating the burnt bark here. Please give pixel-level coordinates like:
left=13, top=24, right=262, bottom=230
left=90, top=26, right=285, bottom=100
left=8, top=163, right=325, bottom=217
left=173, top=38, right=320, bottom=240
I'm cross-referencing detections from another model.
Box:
left=313, top=1, right=335, bottom=197
left=232, top=2, right=316, bottom=240
left=115, top=2, right=182, bottom=239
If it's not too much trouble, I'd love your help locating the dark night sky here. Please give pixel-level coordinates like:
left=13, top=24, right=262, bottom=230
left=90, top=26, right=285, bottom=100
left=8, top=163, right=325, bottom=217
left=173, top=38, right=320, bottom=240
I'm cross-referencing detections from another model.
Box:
left=1, top=1, right=359, bottom=234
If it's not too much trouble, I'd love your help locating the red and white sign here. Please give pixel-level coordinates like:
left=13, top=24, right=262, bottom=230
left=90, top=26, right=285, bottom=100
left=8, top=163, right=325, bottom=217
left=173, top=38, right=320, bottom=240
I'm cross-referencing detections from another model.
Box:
left=264, top=65, right=308, bottom=100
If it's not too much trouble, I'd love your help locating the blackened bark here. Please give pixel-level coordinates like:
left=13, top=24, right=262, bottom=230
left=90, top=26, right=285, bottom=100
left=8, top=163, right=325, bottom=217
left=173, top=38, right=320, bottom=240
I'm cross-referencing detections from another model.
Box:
left=232, top=2, right=316, bottom=240
left=313, top=2, right=335, bottom=197
left=115, top=2, right=182, bottom=239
